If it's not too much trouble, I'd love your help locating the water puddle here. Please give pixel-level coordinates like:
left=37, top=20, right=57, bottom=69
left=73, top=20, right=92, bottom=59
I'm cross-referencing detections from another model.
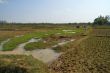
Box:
left=13, top=38, right=42, bottom=54
left=45, top=33, right=49, bottom=35
left=52, top=39, right=75, bottom=48
left=62, top=30, right=76, bottom=34
left=0, top=38, right=41, bottom=54
left=30, top=39, right=75, bottom=64
left=15, top=35, right=24, bottom=37
left=0, top=37, right=75, bottom=64
left=56, top=33, right=61, bottom=35
left=31, top=49, right=62, bottom=64
left=67, top=32, right=76, bottom=33
left=62, top=30, right=74, bottom=32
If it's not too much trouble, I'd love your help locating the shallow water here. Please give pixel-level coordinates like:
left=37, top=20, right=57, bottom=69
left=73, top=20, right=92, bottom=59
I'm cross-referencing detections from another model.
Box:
left=62, top=30, right=74, bottom=32
left=67, top=32, right=76, bottom=33
left=62, top=30, right=76, bottom=34
left=53, top=39, right=75, bottom=46
left=0, top=37, right=75, bottom=64
left=56, top=33, right=61, bottom=35
left=13, top=38, right=42, bottom=54
left=15, top=35, right=24, bottom=37
left=31, top=49, right=62, bottom=64
left=0, top=38, right=41, bottom=54
left=30, top=39, right=75, bottom=64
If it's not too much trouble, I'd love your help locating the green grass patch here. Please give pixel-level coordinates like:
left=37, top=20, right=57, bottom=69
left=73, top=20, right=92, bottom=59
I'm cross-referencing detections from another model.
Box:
left=2, top=32, right=48, bottom=51
left=24, top=40, right=58, bottom=51
left=52, top=41, right=75, bottom=53
left=2, top=27, right=85, bottom=51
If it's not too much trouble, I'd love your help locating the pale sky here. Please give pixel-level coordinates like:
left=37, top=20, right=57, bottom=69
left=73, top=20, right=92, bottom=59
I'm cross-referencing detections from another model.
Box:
left=0, top=0, right=110, bottom=23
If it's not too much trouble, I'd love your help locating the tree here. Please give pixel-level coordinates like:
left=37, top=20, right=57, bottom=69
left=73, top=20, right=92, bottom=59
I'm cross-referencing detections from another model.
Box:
left=105, top=15, right=110, bottom=22
left=93, top=15, right=110, bottom=25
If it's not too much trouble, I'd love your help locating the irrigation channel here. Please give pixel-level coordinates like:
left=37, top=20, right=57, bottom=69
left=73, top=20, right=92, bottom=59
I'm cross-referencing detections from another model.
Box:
left=0, top=37, right=75, bottom=64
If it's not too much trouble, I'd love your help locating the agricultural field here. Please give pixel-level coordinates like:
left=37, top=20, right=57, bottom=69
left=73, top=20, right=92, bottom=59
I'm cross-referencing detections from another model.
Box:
left=49, top=26, right=110, bottom=73
left=1, top=0, right=110, bottom=73
left=0, top=24, right=84, bottom=51
left=0, top=24, right=109, bottom=73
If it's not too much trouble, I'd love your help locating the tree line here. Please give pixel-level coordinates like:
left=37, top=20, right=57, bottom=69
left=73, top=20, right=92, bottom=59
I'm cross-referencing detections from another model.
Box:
left=93, top=15, right=110, bottom=25
left=0, top=15, right=110, bottom=25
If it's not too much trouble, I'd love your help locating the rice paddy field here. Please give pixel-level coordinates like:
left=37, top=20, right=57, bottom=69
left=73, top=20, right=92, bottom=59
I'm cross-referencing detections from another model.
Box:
left=0, top=24, right=109, bottom=73
left=50, top=26, right=110, bottom=73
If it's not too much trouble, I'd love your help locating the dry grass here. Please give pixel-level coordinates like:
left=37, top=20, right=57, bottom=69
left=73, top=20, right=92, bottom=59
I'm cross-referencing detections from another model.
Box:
left=49, top=28, right=110, bottom=73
